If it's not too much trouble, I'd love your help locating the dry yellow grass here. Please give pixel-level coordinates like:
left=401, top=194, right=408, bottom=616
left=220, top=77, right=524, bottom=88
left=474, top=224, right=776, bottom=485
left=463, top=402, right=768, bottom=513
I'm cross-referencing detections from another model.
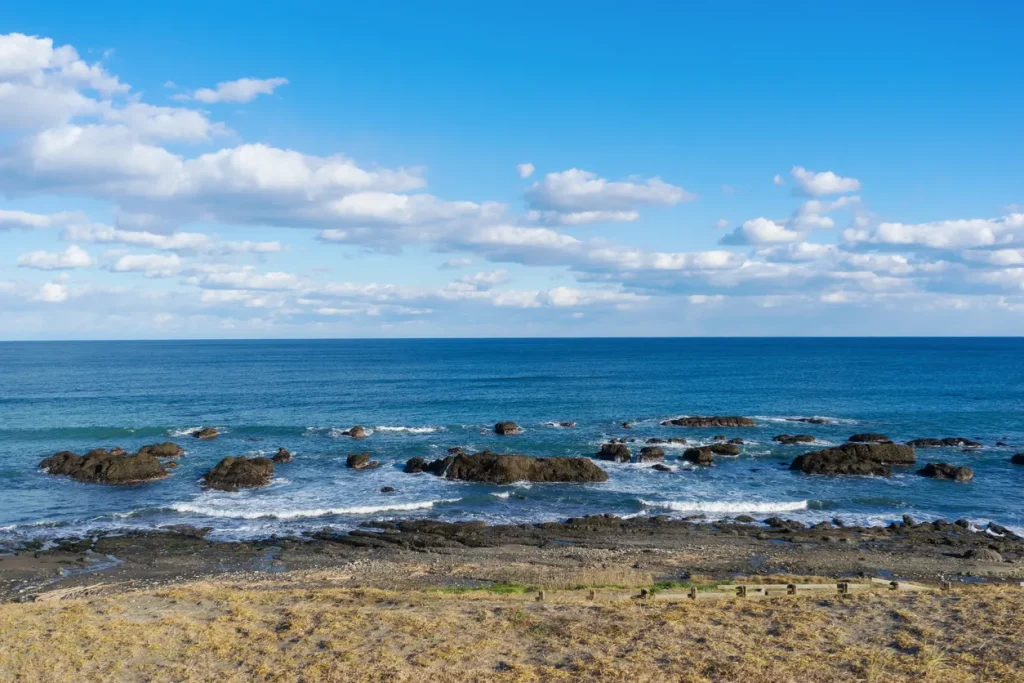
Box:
left=2, top=577, right=1023, bottom=682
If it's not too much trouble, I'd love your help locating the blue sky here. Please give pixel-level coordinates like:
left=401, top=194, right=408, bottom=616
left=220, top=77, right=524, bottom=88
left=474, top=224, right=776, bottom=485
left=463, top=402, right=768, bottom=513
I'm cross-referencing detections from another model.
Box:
left=1, top=2, right=1023, bottom=338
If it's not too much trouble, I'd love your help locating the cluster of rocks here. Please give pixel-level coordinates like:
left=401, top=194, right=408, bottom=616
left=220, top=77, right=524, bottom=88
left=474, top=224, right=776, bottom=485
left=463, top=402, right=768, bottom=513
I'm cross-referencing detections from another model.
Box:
left=917, top=463, right=974, bottom=482
left=40, top=446, right=175, bottom=485
left=682, top=443, right=741, bottom=465
left=790, top=442, right=916, bottom=476
left=660, top=416, right=756, bottom=428
left=405, top=450, right=608, bottom=484
left=907, top=437, right=982, bottom=448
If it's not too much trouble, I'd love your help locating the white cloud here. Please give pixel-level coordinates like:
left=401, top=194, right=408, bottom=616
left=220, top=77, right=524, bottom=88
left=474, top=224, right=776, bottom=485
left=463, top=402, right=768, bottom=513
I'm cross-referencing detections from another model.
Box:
left=773, top=174, right=786, bottom=186
left=64, top=223, right=282, bottom=254
left=35, top=282, right=68, bottom=302
left=720, top=218, right=803, bottom=245
left=17, top=244, right=93, bottom=270
left=844, top=213, right=1024, bottom=249
left=190, top=77, right=288, bottom=103
left=110, top=253, right=182, bottom=277
left=438, top=257, right=473, bottom=270
left=790, top=166, right=861, bottom=197
left=0, top=208, right=82, bottom=230
left=457, top=269, right=509, bottom=288
left=517, top=162, right=535, bottom=179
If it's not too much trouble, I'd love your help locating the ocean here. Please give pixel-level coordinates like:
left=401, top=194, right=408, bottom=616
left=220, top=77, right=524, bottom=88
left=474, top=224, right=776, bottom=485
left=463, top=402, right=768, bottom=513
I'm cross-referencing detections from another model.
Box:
left=2, top=337, right=1023, bottom=543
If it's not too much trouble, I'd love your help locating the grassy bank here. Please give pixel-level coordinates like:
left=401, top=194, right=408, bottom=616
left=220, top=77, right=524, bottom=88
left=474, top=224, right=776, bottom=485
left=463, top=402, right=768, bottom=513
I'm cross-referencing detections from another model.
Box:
left=2, top=576, right=1023, bottom=682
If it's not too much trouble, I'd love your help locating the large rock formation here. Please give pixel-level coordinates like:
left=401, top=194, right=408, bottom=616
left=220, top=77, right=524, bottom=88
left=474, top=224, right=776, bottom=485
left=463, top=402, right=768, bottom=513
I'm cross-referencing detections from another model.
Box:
left=917, top=463, right=974, bottom=482
left=907, top=437, right=982, bottom=449
left=192, top=427, right=219, bottom=440
left=40, top=449, right=169, bottom=484
left=790, top=442, right=915, bottom=476
left=596, top=443, right=631, bottom=463
left=443, top=451, right=608, bottom=484
left=494, top=421, right=521, bottom=435
left=137, top=442, right=184, bottom=458
left=404, top=456, right=454, bottom=476
left=661, top=416, right=756, bottom=428
left=682, top=447, right=715, bottom=465
left=202, top=456, right=274, bottom=491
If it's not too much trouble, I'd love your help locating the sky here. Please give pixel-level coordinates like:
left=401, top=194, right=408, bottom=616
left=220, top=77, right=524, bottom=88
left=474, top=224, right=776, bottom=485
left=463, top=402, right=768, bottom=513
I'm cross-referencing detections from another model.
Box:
left=1, top=1, right=1023, bottom=339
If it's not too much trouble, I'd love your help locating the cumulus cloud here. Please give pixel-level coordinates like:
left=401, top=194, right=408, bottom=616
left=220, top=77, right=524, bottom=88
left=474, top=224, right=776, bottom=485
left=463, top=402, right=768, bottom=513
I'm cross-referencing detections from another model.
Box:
left=189, top=77, right=289, bottom=104
left=844, top=213, right=1024, bottom=250
left=35, top=282, right=69, bottom=302
left=110, top=253, right=182, bottom=277
left=63, top=223, right=282, bottom=254
left=0, top=208, right=82, bottom=230
left=720, top=218, right=803, bottom=245
left=517, top=162, right=535, bottom=179
left=17, top=244, right=93, bottom=270
left=790, top=166, right=861, bottom=197
left=773, top=174, right=786, bottom=186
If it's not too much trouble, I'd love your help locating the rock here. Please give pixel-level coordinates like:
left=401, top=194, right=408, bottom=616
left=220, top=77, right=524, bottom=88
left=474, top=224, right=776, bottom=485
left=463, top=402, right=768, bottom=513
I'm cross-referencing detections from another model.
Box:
left=637, top=446, right=665, bottom=462
left=346, top=452, right=380, bottom=470
left=907, top=437, right=982, bottom=448
left=494, top=421, right=521, bottom=435
left=621, top=422, right=633, bottom=429
left=668, top=438, right=688, bottom=444
left=137, top=442, right=184, bottom=458
left=40, top=449, right=169, bottom=485
left=847, top=433, right=890, bottom=443
left=729, top=438, right=745, bottom=445
left=557, top=421, right=576, bottom=428
left=713, top=435, right=726, bottom=441
left=165, top=461, right=178, bottom=469
left=272, top=448, right=292, bottom=464
left=447, top=447, right=464, bottom=455
left=917, top=463, right=973, bottom=481
left=109, top=447, right=126, bottom=456
left=790, top=442, right=916, bottom=476
left=765, top=517, right=804, bottom=531
left=710, top=443, right=741, bottom=456
left=342, top=425, right=367, bottom=439
left=786, top=417, right=832, bottom=425
left=443, top=451, right=608, bottom=484
left=651, top=463, right=672, bottom=472
left=661, top=416, right=756, bottom=428
left=734, top=515, right=756, bottom=523
left=682, top=447, right=715, bottom=466
left=596, top=443, right=631, bottom=463
left=646, top=438, right=665, bottom=444
left=1012, top=453, right=1024, bottom=465
left=996, top=441, right=1008, bottom=447
left=380, top=486, right=396, bottom=494
left=962, top=547, right=1004, bottom=563
left=404, top=457, right=427, bottom=473
left=773, top=434, right=815, bottom=445
left=192, top=427, right=219, bottom=440
left=201, top=457, right=274, bottom=491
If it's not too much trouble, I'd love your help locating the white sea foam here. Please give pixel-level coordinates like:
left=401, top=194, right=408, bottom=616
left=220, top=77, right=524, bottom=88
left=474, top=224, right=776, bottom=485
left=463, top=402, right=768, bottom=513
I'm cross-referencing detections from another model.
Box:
left=167, top=426, right=205, bottom=437
left=491, top=491, right=512, bottom=499
left=168, top=498, right=460, bottom=520
left=640, top=499, right=809, bottom=514
left=374, top=426, right=442, bottom=434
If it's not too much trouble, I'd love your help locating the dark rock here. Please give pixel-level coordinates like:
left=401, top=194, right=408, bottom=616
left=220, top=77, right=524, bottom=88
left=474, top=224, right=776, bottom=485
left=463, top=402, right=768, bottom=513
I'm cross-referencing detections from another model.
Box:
left=637, top=446, right=665, bottom=462
left=137, top=442, right=184, bottom=458
left=713, top=435, right=726, bottom=441
left=494, top=421, right=521, bottom=435
left=907, top=437, right=982, bottom=448
left=682, top=447, right=715, bottom=465
left=728, top=438, right=745, bottom=445
left=661, top=416, right=756, bottom=428
left=734, top=515, right=756, bottom=523
left=765, top=517, right=804, bottom=531
left=848, top=433, right=891, bottom=443
left=192, top=427, right=219, bottom=440
left=404, top=457, right=428, bottom=473
left=773, top=434, right=815, bottom=445
left=444, top=451, right=608, bottom=484
left=668, top=438, right=688, bottom=444
left=447, top=447, right=464, bottom=455
left=202, top=456, right=274, bottom=491
left=341, top=425, right=367, bottom=439
left=786, top=417, right=832, bottom=425
left=555, top=421, right=576, bottom=428
left=996, top=441, right=1008, bottom=447
left=380, top=486, right=396, bottom=494
left=1011, top=453, right=1024, bottom=465
left=711, top=443, right=741, bottom=456
left=790, top=442, right=916, bottom=476
left=622, top=422, right=633, bottom=429
left=272, top=448, right=292, bottom=464
left=596, top=443, right=631, bottom=463
left=346, top=452, right=380, bottom=470
left=40, top=449, right=169, bottom=485
left=651, top=463, right=672, bottom=472
left=426, top=457, right=453, bottom=476
left=917, top=463, right=973, bottom=482
left=646, top=438, right=665, bottom=444
left=962, top=547, right=1004, bottom=563
left=165, top=461, right=178, bottom=469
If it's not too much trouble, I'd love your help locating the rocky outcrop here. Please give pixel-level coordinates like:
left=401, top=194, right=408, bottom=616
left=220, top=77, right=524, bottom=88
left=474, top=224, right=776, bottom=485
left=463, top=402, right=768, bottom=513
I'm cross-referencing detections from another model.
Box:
left=773, top=434, right=815, bottom=445
left=341, top=425, right=367, bottom=439
left=494, top=421, right=521, bottom=435
left=790, top=442, right=916, bottom=476
left=346, top=452, right=380, bottom=470
left=403, top=456, right=452, bottom=475
left=637, top=446, right=665, bottom=462
left=272, top=448, right=292, bottom=464
left=907, top=437, right=982, bottom=448
left=848, top=433, right=891, bottom=443
left=137, top=442, right=184, bottom=458
left=711, top=443, right=741, bottom=456
left=596, top=443, right=631, bottom=463
left=201, top=457, right=274, bottom=491
left=443, top=451, right=608, bottom=484
left=661, top=416, right=756, bottom=428
left=682, top=447, right=715, bottom=465
left=192, top=427, right=219, bottom=440
left=40, top=449, right=169, bottom=484
left=917, top=463, right=973, bottom=482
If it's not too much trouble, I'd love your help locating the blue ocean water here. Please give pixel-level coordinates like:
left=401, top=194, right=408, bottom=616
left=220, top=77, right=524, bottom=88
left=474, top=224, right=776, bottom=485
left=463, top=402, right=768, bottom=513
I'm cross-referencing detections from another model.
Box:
left=2, top=338, right=1024, bottom=543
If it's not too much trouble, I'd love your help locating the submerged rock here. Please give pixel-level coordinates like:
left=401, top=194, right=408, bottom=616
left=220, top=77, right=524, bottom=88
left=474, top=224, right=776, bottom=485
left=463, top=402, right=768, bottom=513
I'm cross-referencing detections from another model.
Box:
left=346, top=452, right=380, bottom=470
left=444, top=451, right=608, bottom=484
left=907, top=437, right=982, bottom=448
left=637, top=446, right=665, bottom=462
left=596, top=443, right=631, bottom=463
left=380, top=486, right=396, bottom=494
left=192, top=427, right=219, bottom=440
left=272, top=448, right=292, bottom=464
left=729, top=438, right=745, bottom=445
left=786, top=417, right=832, bottom=425
left=661, top=416, right=756, bottom=428
left=40, top=449, right=169, bottom=484
left=494, top=421, right=521, bottom=435
left=790, top=442, right=915, bottom=476
left=201, top=456, right=274, bottom=491
left=847, top=433, right=890, bottom=443
left=137, top=442, right=184, bottom=458
left=651, top=463, right=673, bottom=472
left=917, top=463, right=973, bottom=482
left=1012, top=453, right=1024, bottom=465
left=773, top=434, right=815, bottom=445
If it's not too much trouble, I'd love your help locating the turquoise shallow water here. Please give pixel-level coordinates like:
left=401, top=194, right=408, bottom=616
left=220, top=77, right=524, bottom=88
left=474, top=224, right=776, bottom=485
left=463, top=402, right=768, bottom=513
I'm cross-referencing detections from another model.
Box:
left=2, top=338, right=1023, bottom=542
